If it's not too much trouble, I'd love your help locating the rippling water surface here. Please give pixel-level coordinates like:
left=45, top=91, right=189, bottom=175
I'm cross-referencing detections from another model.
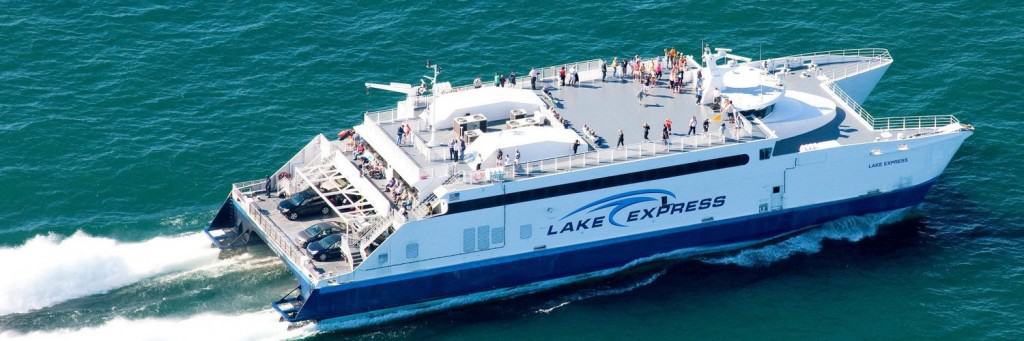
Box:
left=2, top=1, right=1023, bottom=339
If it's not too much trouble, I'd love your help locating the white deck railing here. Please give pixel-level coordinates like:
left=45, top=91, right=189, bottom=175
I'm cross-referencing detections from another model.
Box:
left=457, top=125, right=754, bottom=185
left=230, top=182, right=321, bottom=284
left=805, top=49, right=960, bottom=132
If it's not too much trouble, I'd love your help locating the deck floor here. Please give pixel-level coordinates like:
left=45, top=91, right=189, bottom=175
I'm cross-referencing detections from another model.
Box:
left=251, top=195, right=352, bottom=277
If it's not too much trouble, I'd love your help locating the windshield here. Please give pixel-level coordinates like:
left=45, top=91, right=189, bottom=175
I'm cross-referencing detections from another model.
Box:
left=289, top=190, right=313, bottom=205
left=301, top=225, right=321, bottom=237
left=317, top=235, right=340, bottom=249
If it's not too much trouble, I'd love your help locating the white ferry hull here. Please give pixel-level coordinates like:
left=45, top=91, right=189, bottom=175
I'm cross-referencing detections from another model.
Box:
left=282, top=130, right=968, bottom=322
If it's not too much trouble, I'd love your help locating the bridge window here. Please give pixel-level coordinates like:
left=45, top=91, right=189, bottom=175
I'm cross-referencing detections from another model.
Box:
left=378, top=253, right=388, bottom=265
left=759, top=148, right=772, bottom=160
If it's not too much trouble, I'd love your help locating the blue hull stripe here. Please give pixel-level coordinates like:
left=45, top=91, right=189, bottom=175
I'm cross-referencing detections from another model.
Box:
left=291, top=179, right=936, bottom=321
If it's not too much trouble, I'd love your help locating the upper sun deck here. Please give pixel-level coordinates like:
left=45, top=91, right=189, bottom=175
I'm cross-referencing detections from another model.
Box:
left=356, top=48, right=961, bottom=198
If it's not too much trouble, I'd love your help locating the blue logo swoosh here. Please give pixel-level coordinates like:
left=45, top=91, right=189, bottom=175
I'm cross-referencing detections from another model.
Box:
left=560, top=189, right=676, bottom=227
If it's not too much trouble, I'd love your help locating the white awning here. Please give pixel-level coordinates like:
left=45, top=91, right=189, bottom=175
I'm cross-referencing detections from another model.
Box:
left=465, top=126, right=580, bottom=167
left=421, top=87, right=545, bottom=130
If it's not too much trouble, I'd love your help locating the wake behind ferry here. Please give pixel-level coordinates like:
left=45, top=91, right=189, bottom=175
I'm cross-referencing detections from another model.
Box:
left=204, top=45, right=971, bottom=325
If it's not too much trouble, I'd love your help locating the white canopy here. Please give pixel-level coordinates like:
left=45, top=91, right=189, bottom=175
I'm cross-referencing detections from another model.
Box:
left=422, top=87, right=545, bottom=130
left=465, top=126, right=580, bottom=168
left=721, top=65, right=784, bottom=111
left=761, top=90, right=836, bottom=138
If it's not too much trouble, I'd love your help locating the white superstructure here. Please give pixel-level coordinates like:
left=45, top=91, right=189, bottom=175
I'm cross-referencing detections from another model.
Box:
left=205, top=46, right=972, bottom=323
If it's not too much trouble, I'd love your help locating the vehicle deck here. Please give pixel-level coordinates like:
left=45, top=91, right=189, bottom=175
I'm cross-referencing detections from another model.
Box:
left=251, top=195, right=352, bottom=277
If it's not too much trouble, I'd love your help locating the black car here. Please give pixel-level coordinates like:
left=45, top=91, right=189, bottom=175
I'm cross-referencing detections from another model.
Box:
left=295, top=221, right=344, bottom=247
left=278, top=188, right=344, bottom=220
left=306, top=233, right=344, bottom=262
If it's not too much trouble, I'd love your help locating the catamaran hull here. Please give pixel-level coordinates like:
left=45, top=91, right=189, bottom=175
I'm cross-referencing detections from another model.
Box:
left=291, top=177, right=935, bottom=322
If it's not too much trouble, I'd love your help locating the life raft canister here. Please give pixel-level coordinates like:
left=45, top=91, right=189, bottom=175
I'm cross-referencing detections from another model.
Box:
left=337, top=129, right=354, bottom=140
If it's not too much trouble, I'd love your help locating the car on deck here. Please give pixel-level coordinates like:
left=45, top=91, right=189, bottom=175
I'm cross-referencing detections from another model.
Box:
left=295, top=221, right=344, bottom=247
left=306, top=233, right=344, bottom=262
left=277, top=188, right=348, bottom=220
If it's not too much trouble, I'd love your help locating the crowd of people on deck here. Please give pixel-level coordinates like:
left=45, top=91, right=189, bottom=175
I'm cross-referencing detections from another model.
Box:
left=346, top=132, right=415, bottom=217
left=572, top=47, right=753, bottom=149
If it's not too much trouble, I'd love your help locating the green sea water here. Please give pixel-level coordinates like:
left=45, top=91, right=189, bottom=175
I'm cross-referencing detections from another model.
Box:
left=1, top=1, right=1023, bottom=339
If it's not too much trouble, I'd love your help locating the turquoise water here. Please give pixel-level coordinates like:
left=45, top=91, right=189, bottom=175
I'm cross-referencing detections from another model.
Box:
left=2, top=1, right=1023, bottom=339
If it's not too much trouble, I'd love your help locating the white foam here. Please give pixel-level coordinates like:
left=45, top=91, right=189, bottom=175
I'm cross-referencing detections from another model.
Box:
left=154, top=254, right=282, bottom=284
left=702, top=208, right=909, bottom=267
left=0, top=310, right=312, bottom=341
left=0, top=231, right=220, bottom=316
left=536, top=269, right=667, bottom=314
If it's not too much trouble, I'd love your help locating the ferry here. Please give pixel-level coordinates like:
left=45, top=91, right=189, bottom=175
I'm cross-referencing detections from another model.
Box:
left=204, top=46, right=972, bottom=325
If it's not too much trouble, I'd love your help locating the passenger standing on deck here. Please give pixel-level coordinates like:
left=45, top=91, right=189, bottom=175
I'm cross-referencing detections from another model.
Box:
left=688, top=116, right=697, bottom=136
left=573, top=139, right=581, bottom=154
left=403, top=124, right=412, bottom=143
left=496, top=149, right=504, bottom=164
left=703, top=118, right=710, bottom=135
left=559, top=66, right=567, bottom=86
left=452, top=137, right=460, bottom=159
left=396, top=125, right=405, bottom=145
left=514, top=149, right=521, bottom=169
left=529, top=67, right=538, bottom=90
left=617, top=129, right=625, bottom=148
left=655, top=61, right=663, bottom=80
left=637, top=84, right=646, bottom=105
left=499, top=73, right=507, bottom=88
left=621, top=59, right=628, bottom=80
left=570, top=65, right=579, bottom=86
left=662, top=126, right=670, bottom=147
left=664, top=118, right=673, bottom=135
left=601, top=60, right=607, bottom=82
left=494, top=72, right=500, bottom=87
left=612, top=58, right=619, bottom=78
left=509, top=72, right=517, bottom=87
left=458, top=137, right=466, bottom=161
left=719, top=122, right=727, bottom=141
left=642, top=122, right=651, bottom=141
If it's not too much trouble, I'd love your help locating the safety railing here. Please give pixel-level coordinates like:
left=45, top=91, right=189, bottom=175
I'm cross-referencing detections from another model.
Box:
left=355, top=214, right=393, bottom=250
left=230, top=182, right=321, bottom=284
left=364, top=108, right=400, bottom=125
left=457, top=124, right=755, bottom=185
left=871, top=115, right=960, bottom=131
left=815, top=52, right=960, bottom=132
left=825, top=80, right=879, bottom=129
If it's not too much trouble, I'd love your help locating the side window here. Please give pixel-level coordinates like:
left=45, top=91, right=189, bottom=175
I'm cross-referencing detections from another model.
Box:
left=463, top=225, right=506, bottom=254
left=520, top=224, right=532, bottom=239
left=476, top=225, right=491, bottom=250
left=463, top=228, right=475, bottom=253
left=491, top=226, right=505, bottom=247
left=406, top=243, right=419, bottom=259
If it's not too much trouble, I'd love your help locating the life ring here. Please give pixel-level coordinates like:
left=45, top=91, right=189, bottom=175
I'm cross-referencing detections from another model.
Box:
left=277, top=171, right=291, bottom=180
left=471, top=171, right=484, bottom=182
